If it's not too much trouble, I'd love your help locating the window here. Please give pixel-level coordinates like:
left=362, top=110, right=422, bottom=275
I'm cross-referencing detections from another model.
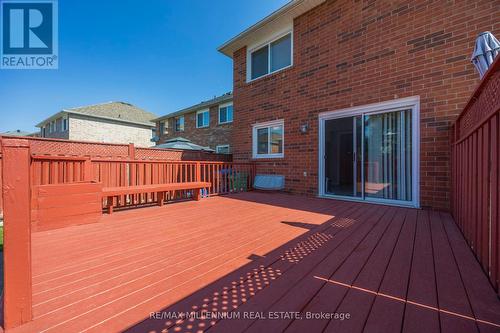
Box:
left=175, top=116, right=184, bottom=132
left=41, top=127, right=46, bottom=137
left=62, top=117, right=68, bottom=131
left=252, top=120, right=284, bottom=158
left=216, top=145, right=230, bottom=154
left=250, top=32, right=292, bottom=81
left=159, top=121, right=165, bottom=136
left=218, top=103, right=233, bottom=124
left=196, top=109, right=210, bottom=128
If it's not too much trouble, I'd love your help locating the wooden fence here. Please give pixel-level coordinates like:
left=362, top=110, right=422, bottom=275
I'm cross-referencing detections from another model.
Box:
left=451, top=56, right=500, bottom=295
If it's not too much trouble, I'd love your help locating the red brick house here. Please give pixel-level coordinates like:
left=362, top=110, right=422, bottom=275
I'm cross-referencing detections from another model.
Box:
left=218, top=0, right=499, bottom=210
left=154, top=92, right=233, bottom=153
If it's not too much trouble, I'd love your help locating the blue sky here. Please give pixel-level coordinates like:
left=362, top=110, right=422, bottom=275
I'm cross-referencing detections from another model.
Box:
left=0, top=0, right=289, bottom=133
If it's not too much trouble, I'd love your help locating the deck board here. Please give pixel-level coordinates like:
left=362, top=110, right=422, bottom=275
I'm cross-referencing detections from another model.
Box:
left=361, top=203, right=418, bottom=333
left=242, top=205, right=396, bottom=333
left=401, top=210, right=440, bottom=333
left=8, top=192, right=500, bottom=333
left=430, top=211, right=478, bottom=333
left=280, top=206, right=399, bottom=333
left=323, top=208, right=410, bottom=333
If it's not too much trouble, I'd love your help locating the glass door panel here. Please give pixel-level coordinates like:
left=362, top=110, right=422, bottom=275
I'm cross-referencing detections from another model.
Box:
left=363, top=110, right=412, bottom=201
left=324, top=117, right=361, bottom=197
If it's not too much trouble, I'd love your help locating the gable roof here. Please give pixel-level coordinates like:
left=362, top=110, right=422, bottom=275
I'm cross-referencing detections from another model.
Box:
left=154, top=92, right=232, bottom=121
left=36, top=102, right=157, bottom=128
left=218, top=0, right=325, bottom=58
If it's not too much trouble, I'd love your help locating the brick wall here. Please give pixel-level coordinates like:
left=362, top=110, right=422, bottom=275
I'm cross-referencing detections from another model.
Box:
left=232, top=0, right=499, bottom=210
left=157, top=104, right=233, bottom=151
left=69, top=114, right=154, bottom=147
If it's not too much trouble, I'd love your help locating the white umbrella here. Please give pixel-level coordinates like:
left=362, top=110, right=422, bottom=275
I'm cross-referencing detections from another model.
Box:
left=471, top=31, right=500, bottom=78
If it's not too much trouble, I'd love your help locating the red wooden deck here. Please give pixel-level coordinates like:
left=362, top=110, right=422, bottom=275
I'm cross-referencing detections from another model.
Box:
left=9, top=192, right=500, bottom=333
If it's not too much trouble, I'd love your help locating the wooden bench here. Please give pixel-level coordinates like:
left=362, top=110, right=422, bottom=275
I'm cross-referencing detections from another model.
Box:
left=102, top=182, right=211, bottom=214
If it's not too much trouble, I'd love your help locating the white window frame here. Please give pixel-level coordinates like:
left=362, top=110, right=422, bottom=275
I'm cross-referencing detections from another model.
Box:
left=252, top=119, right=284, bottom=159
left=216, top=144, right=230, bottom=154
left=218, top=102, right=233, bottom=124
left=175, top=116, right=184, bottom=132
left=196, top=109, right=210, bottom=128
left=247, top=29, right=293, bottom=82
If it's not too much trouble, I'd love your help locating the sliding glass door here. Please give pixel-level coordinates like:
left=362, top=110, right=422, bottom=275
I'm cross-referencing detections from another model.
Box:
left=364, top=110, right=412, bottom=202
left=321, top=104, right=416, bottom=206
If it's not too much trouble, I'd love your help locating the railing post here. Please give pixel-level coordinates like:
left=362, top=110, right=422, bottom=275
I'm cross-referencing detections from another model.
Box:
left=83, top=158, right=93, bottom=182
left=196, top=162, right=201, bottom=182
left=128, top=143, right=136, bottom=160
left=1, top=138, right=32, bottom=329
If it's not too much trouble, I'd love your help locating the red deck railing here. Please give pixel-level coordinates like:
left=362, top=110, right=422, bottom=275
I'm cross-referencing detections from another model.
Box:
left=30, top=156, right=256, bottom=210
left=451, top=56, right=500, bottom=295
left=0, top=137, right=232, bottom=216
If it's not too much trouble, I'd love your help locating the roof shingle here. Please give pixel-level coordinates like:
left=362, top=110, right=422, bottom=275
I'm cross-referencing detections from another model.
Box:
left=66, top=101, right=157, bottom=124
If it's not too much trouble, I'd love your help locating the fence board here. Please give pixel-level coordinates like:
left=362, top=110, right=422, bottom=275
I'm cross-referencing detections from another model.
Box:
left=451, top=57, right=500, bottom=295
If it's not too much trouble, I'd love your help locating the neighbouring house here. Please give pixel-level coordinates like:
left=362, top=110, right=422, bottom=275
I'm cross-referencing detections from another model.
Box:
left=218, top=0, right=499, bottom=210
left=154, top=92, right=233, bottom=154
left=36, top=101, right=157, bottom=147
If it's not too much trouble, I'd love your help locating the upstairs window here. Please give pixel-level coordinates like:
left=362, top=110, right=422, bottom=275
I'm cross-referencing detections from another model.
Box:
left=196, top=109, right=210, bottom=128
left=218, top=103, right=233, bottom=124
left=250, top=32, right=292, bottom=81
left=62, top=117, right=68, bottom=131
left=175, top=116, right=184, bottom=132
left=252, top=120, right=284, bottom=159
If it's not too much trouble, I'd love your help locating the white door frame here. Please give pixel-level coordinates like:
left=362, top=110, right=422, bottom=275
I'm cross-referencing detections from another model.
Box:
left=318, top=96, right=420, bottom=208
